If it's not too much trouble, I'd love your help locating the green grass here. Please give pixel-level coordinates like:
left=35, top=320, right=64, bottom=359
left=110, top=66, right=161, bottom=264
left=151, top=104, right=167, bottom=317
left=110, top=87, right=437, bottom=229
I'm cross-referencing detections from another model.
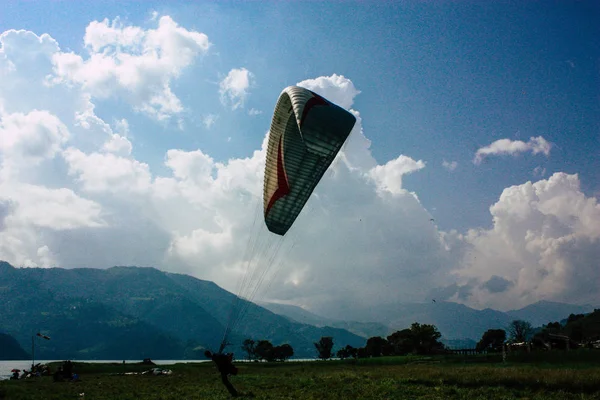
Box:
left=2, top=354, right=600, bottom=399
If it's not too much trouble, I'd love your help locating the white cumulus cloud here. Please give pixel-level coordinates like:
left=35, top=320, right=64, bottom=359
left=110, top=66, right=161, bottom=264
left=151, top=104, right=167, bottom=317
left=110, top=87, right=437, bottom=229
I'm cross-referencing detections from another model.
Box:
left=63, top=147, right=152, bottom=194
left=474, top=136, right=552, bottom=165
left=437, top=173, right=600, bottom=310
left=0, top=18, right=596, bottom=318
left=51, top=16, right=211, bottom=120
left=298, top=74, right=360, bottom=110
left=219, top=68, right=254, bottom=110
left=368, top=156, right=426, bottom=196
left=1, top=184, right=105, bottom=230
left=102, top=134, right=132, bottom=155
left=0, top=109, right=69, bottom=163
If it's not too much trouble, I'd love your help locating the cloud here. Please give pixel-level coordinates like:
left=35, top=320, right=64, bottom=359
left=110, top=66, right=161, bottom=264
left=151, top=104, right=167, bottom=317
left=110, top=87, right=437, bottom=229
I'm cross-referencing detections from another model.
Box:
left=474, top=136, right=552, bottom=165
left=164, top=148, right=215, bottom=183
left=482, top=275, right=513, bottom=293
left=248, top=108, right=262, bottom=116
left=0, top=18, right=596, bottom=317
left=0, top=109, right=70, bottom=164
left=368, top=156, right=426, bottom=196
left=0, top=181, right=105, bottom=270
left=297, top=75, right=374, bottom=172
left=0, top=200, right=14, bottom=231
left=297, top=74, right=360, bottom=109
left=441, top=172, right=600, bottom=310
left=51, top=16, right=211, bottom=120
left=0, top=23, right=171, bottom=270
left=100, top=118, right=132, bottom=155
left=219, top=68, right=254, bottom=110
left=1, top=184, right=105, bottom=230
left=442, top=160, right=458, bottom=172
left=158, top=74, right=444, bottom=315
left=81, top=72, right=441, bottom=314
left=102, top=134, right=132, bottom=156
left=533, top=166, right=546, bottom=177
left=63, top=147, right=152, bottom=194
left=202, top=114, right=218, bottom=129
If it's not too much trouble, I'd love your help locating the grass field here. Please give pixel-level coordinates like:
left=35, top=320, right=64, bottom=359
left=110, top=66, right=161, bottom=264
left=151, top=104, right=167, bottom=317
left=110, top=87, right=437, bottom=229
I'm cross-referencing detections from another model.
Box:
left=2, top=352, right=600, bottom=399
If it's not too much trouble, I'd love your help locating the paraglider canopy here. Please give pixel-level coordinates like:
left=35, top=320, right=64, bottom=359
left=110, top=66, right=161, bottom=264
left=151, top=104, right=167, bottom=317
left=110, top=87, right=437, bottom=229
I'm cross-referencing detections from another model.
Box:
left=263, top=86, right=356, bottom=236
left=218, top=85, right=356, bottom=357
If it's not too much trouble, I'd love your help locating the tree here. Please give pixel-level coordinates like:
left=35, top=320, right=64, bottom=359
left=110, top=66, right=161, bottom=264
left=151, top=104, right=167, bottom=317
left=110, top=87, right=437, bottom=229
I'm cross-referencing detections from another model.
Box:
left=507, top=320, right=533, bottom=342
left=476, top=329, right=506, bottom=352
left=365, top=337, right=392, bottom=357
left=273, top=344, right=294, bottom=361
left=336, top=345, right=358, bottom=360
left=387, top=329, right=415, bottom=355
left=410, top=323, right=444, bottom=355
left=252, top=340, right=293, bottom=362
left=386, top=324, right=445, bottom=356
left=546, top=321, right=562, bottom=331
left=255, top=340, right=275, bottom=362
left=567, top=319, right=586, bottom=343
left=314, top=336, right=334, bottom=360
left=356, top=347, right=368, bottom=358
left=567, top=314, right=585, bottom=324
left=241, top=339, right=256, bottom=361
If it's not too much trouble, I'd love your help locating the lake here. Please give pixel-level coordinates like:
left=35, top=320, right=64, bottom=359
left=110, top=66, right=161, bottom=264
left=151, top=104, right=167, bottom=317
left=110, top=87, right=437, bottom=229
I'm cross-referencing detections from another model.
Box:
left=0, top=358, right=322, bottom=380
left=0, top=360, right=209, bottom=380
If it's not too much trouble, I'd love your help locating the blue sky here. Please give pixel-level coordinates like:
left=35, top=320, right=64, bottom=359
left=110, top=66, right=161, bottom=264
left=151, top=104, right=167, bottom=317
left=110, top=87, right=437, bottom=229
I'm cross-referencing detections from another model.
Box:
left=4, top=1, right=598, bottom=232
left=0, top=1, right=598, bottom=312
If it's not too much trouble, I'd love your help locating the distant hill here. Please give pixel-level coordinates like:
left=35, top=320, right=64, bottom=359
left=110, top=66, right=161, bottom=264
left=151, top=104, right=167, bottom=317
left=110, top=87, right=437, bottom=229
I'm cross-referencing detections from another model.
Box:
left=555, top=308, right=600, bottom=342
left=441, top=338, right=477, bottom=349
left=0, top=261, right=365, bottom=360
left=531, top=308, right=600, bottom=347
left=2, top=260, right=595, bottom=358
left=281, top=298, right=598, bottom=343
left=315, top=301, right=513, bottom=342
left=0, top=332, right=30, bottom=360
left=258, top=302, right=332, bottom=326
left=507, top=301, right=596, bottom=327
left=562, top=309, right=600, bottom=342
left=258, top=301, right=390, bottom=338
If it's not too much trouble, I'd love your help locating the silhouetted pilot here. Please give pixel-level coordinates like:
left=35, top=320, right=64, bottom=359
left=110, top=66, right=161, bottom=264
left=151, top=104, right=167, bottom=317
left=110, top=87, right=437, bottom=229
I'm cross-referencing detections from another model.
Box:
left=205, top=350, right=238, bottom=397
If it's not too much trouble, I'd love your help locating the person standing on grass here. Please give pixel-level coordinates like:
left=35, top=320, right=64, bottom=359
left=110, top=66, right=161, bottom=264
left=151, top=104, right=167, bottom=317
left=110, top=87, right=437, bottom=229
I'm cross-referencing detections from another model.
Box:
left=205, top=350, right=239, bottom=397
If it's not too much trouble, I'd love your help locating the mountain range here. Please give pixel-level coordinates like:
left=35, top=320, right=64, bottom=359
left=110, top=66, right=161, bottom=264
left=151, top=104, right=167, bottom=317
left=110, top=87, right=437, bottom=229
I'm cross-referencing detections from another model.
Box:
left=0, top=332, right=30, bottom=360
left=0, top=261, right=364, bottom=360
left=0, top=261, right=596, bottom=360
left=262, top=299, right=596, bottom=342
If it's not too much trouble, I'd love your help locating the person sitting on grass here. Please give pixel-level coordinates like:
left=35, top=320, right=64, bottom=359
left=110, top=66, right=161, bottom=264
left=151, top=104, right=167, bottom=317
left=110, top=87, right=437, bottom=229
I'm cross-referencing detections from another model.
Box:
left=204, top=350, right=239, bottom=397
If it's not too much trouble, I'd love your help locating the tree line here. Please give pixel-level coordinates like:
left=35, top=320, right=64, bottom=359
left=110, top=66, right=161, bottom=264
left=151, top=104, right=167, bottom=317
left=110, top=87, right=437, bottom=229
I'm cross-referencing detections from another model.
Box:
left=241, top=339, right=294, bottom=362
left=241, top=310, right=600, bottom=362
left=241, top=322, right=447, bottom=361
left=477, top=311, right=600, bottom=352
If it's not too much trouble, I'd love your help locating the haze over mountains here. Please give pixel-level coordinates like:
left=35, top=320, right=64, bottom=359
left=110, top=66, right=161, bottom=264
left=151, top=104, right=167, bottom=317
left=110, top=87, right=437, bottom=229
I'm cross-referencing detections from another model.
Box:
left=0, top=261, right=364, bottom=360
left=259, top=299, right=596, bottom=342
left=0, top=261, right=596, bottom=360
